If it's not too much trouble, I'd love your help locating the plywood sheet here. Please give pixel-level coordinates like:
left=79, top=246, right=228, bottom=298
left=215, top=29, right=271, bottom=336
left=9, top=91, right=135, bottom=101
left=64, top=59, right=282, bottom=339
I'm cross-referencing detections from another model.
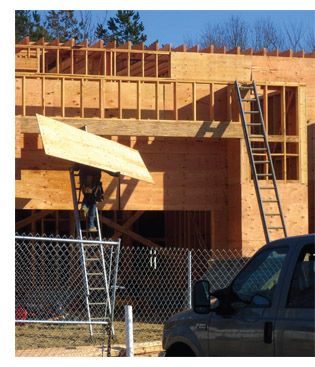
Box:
left=36, top=114, right=154, bottom=184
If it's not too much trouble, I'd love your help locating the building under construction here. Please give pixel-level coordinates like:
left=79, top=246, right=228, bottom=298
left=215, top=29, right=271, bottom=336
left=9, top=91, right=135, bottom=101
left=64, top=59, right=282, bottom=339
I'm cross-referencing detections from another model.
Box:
left=15, top=37, right=315, bottom=252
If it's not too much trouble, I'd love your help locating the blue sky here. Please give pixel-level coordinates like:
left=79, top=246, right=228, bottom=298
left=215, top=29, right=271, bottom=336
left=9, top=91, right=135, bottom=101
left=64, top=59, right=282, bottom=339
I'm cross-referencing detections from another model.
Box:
left=89, top=9, right=315, bottom=48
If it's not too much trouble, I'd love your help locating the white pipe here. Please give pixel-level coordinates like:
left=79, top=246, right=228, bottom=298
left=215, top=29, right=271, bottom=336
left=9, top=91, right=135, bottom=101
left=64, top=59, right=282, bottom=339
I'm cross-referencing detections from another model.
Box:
left=125, top=305, right=134, bottom=357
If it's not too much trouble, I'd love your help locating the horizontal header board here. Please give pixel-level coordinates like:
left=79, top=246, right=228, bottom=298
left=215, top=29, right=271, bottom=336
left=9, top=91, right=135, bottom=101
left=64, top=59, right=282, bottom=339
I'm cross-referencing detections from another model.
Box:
left=36, top=114, right=154, bottom=184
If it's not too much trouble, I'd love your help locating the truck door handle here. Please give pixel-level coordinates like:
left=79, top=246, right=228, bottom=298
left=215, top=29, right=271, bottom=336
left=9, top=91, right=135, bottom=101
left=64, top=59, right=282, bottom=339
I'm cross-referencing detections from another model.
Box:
left=264, top=322, right=273, bottom=344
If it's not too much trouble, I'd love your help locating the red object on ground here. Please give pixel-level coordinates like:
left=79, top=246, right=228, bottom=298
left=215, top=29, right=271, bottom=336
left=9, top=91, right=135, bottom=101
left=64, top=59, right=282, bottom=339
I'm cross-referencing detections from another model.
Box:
left=15, top=306, right=27, bottom=325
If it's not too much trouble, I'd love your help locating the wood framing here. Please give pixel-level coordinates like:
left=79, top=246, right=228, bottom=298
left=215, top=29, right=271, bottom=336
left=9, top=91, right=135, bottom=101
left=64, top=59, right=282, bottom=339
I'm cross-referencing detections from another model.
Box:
left=15, top=38, right=314, bottom=251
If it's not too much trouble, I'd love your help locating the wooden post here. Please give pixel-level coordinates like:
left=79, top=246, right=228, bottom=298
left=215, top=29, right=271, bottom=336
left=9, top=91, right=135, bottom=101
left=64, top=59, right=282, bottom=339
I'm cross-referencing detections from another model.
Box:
left=61, top=77, right=65, bottom=117
left=81, top=79, right=84, bottom=118
left=42, top=47, right=45, bottom=73
left=173, top=82, right=177, bottom=120
left=100, top=79, right=104, bottom=118
left=137, top=80, right=141, bottom=119
left=156, top=81, right=159, bottom=120
left=193, top=82, right=196, bottom=121
left=22, top=76, right=25, bottom=117
left=71, top=50, right=74, bottom=74
left=281, top=86, right=286, bottom=181
left=155, top=53, right=158, bottom=77
left=103, top=50, right=106, bottom=76
left=56, top=49, right=60, bottom=74
left=210, top=83, right=214, bottom=121
left=118, top=80, right=122, bottom=119
left=85, top=50, right=88, bottom=75
left=42, top=77, right=45, bottom=115
left=141, top=53, right=144, bottom=77
left=127, top=52, right=130, bottom=77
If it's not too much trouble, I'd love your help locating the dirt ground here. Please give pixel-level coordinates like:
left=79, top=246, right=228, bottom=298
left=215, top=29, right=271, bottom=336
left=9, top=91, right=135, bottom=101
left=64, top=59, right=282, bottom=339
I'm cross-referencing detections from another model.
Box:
left=15, top=321, right=164, bottom=351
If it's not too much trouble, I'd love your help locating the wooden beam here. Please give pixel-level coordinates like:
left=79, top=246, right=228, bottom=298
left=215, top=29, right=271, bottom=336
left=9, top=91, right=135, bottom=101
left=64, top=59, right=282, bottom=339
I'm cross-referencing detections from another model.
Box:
left=132, top=42, right=145, bottom=50
left=200, top=45, right=214, bottom=53
left=293, top=50, right=304, bottom=58
left=145, top=42, right=159, bottom=51
left=111, top=210, right=145, bottom=240
left=241, top=47, right=253, bottom=55
left=279, top=49, right=293, bottom=57
left=173, top=44, right=186, bottom=52
left=160, top=44, right=171, bottom=51
left=19, top=116, right=244, bottom=139
left=267, top=49, right=279, bottom=56
left=187, top=45, right=199, bottom=52
left=227, top=47, right=240, bottom=55
left=105, top=41, right=116, bottom=49
left=253, top=48, right=267, bottom=56
left=214, top=46, right=226, bottom=54
left=89, top=40, right=103, bottom=49
left=15, top=210, right=55, bottom=231
left=99, top=215, right=161, bottom=249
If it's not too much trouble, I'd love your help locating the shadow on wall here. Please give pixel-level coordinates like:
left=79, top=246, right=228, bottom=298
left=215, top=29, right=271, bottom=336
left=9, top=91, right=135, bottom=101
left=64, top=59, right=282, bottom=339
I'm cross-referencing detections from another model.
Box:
left=307, top=122, right=314, bottom=233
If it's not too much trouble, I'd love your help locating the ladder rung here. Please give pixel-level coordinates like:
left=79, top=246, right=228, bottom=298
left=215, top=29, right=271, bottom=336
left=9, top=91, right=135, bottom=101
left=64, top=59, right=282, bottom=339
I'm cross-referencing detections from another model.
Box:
left=83, top=243, right=100, bottom=247
left=247, top=123, right=261, bottom=126
left=257, top=173, right=272, bottom=176
left=242, top=98, right=257, bottom=102
left=259, top=187, right=275, bottom=190
left=87, top=272, right=103, bottom=276
left=262, top=200, right=278, bottom=203
left=244, top=111, right=259, bottom=114
left=265, top=213, right=281, bottom=216
left=249, top=135, right=264, bottom=138
left=268, top=226, right=284, bottom=230
left=89, top=302, right=106, bottom=306
left=240, top=85, right=254, bottom=90
left=90, top=287, right=106, bottom=291
left=252, top=148, right=267, bottom=151
left=254, top=160, right=270, bottom=164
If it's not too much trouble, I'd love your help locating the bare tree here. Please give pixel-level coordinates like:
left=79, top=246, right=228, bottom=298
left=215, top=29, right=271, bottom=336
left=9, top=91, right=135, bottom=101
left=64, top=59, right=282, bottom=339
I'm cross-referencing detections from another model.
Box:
left=252, top=17, right=284, bottom=51
left=199, top=15, right=249, bottom=51
left=226, top=15, right=248, bottom=50
left=283, top=20, right=307, bottom=52
left=78, top=11, right=97, bottom=44
left=305, top=28, right=315, bottom=52
left=183, top=33, right=198, bottom=48
left=199, top=21, right=228, bottom=49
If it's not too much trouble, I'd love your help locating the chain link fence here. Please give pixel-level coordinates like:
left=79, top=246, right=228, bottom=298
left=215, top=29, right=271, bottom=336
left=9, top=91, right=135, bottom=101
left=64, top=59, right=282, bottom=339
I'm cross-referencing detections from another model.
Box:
left=15, top=233, right=256, bottom=356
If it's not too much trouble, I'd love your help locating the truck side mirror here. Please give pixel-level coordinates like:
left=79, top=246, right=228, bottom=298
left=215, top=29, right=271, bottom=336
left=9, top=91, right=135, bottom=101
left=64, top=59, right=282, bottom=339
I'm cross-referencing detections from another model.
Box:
left=192, top=280, right=211, bottom=314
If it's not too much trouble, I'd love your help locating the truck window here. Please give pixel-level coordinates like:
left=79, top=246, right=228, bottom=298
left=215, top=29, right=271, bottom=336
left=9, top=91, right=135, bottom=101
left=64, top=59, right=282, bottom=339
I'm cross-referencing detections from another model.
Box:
left=231, top=247, right=288, bottom=305
left=287, top=244, right=315, bottom=308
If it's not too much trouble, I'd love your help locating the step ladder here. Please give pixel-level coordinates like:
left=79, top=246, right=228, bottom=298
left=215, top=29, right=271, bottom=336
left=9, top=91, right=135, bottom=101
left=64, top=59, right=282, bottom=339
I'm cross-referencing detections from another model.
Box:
left=235, top=80, right=288, bottom=243
left=69, top=166, right=116, bottom=341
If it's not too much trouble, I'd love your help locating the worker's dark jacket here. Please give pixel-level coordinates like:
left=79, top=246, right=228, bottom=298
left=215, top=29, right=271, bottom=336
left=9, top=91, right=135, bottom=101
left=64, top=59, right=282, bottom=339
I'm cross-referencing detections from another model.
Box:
left=73, top=164, right=101, bottom=194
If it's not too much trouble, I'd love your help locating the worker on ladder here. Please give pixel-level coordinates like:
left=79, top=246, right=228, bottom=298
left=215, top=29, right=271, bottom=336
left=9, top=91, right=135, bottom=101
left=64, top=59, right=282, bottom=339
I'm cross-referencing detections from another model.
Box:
left=73, top=163, right=103, bottom=232
left=73, top=163, right=120, bottom=232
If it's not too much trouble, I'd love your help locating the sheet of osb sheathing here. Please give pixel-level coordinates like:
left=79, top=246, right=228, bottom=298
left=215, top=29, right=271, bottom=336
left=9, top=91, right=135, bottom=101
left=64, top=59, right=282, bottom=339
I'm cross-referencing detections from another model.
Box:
left=36, top=114, right=154, bottom=184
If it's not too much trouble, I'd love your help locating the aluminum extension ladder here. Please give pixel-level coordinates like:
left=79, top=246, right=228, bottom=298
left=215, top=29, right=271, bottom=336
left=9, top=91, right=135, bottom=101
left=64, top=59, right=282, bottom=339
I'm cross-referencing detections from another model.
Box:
left=235, top=80, right=288, bottom=243
left=69, top=166, right=117, bottom=341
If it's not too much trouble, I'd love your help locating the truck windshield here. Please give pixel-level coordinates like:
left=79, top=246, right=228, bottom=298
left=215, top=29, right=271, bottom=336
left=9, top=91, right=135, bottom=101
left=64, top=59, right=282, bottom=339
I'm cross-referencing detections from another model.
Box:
left=232, top=247, right=288, bottom=305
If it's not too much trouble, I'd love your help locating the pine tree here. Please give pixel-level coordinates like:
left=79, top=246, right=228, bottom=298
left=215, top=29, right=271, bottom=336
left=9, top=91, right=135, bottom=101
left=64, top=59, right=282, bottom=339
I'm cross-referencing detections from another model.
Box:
left=45, top=10, right=81, bottom=42
left=15, top=10, right=49, bottom=43
left=97, top=10, right=147, bottom=46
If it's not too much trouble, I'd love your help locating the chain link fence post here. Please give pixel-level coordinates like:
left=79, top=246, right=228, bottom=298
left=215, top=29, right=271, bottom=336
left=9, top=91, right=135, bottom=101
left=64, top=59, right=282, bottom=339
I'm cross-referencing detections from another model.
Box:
left=187, top=250, right=192, bottom=308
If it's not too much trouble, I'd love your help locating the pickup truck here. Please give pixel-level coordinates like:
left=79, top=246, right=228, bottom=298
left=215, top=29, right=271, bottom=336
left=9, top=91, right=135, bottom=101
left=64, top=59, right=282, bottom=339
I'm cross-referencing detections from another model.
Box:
left=162, top=234, right=315, bottom=357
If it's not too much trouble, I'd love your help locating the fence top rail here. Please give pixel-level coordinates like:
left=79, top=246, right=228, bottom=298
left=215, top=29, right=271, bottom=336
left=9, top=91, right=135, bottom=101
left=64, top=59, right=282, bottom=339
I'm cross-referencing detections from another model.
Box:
left=15, top=319, right=109, bottom=325
left=15, top=234, right=120, bottom=246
